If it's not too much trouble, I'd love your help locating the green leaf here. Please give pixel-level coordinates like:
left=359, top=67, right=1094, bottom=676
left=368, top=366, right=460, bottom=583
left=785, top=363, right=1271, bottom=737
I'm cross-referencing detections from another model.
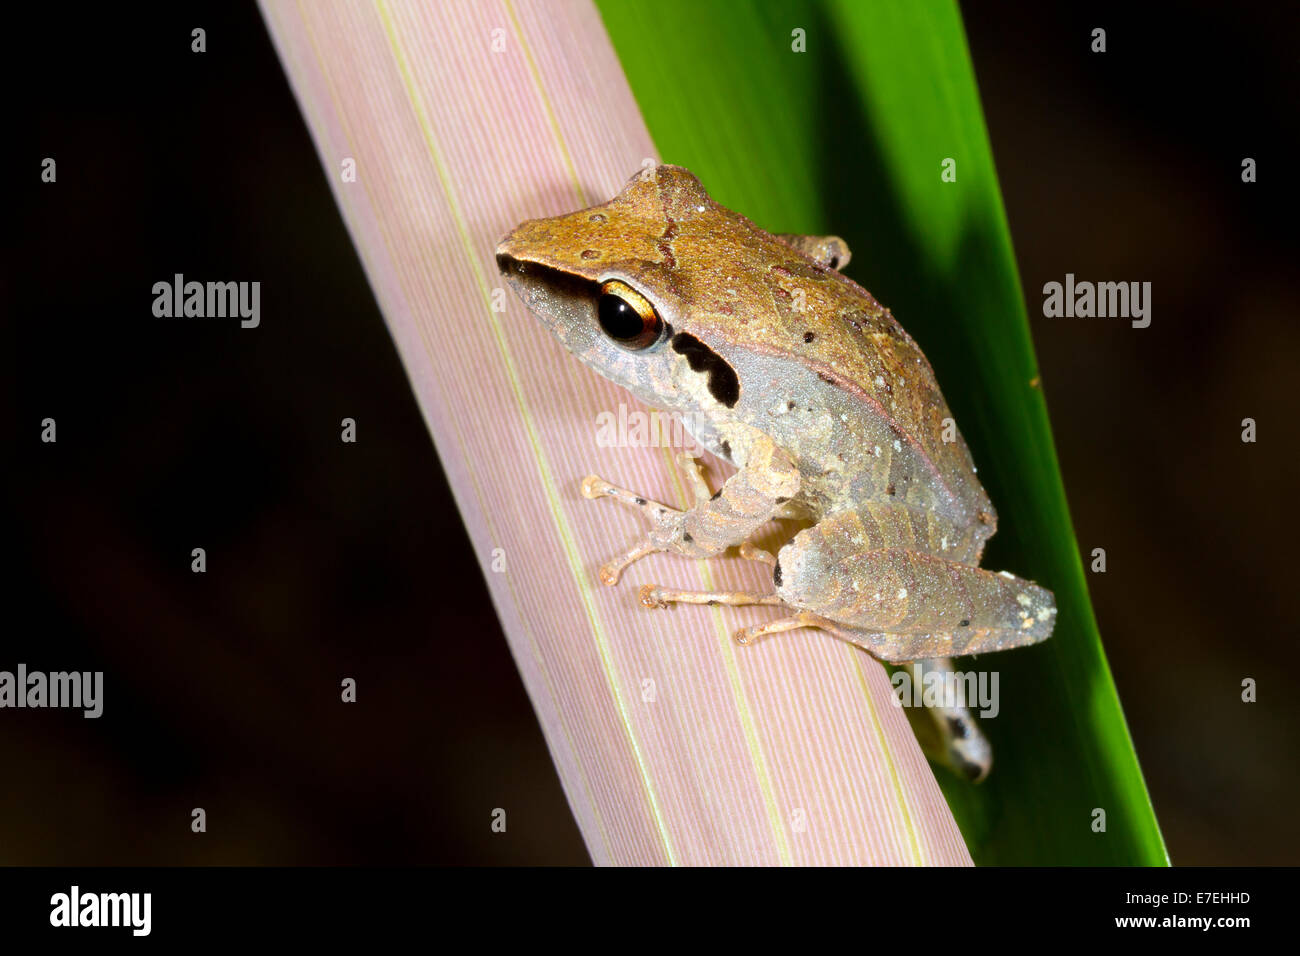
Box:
left=596, top=0, right=1167, bottom=864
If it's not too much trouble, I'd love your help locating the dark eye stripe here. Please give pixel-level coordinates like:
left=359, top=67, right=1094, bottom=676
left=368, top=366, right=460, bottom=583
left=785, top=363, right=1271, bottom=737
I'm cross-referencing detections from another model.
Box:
left=670, top=332, right=739, bottom=407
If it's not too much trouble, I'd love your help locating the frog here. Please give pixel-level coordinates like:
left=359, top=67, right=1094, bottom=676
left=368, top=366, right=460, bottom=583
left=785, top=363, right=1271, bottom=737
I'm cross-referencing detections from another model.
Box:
left=495, top=164, right=1056, bottom=781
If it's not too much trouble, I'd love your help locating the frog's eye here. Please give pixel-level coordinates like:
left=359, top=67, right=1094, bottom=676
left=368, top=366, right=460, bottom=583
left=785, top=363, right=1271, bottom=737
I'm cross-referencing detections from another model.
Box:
left=596, top=280, right=664, bottom=351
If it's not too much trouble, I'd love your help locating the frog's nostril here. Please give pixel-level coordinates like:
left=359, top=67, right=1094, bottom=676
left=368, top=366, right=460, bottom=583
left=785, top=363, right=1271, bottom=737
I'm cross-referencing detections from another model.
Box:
left=495, top=252, right=512, bottom=274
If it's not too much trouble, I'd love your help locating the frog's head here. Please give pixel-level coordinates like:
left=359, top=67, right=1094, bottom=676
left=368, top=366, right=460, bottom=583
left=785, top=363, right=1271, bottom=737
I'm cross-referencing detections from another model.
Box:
left=495, top=165, right=747, bottom=420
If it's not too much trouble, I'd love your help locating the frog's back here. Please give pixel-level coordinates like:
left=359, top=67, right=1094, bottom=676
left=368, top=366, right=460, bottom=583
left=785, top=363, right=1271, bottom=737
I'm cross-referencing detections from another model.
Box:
left=670, top=206, right=996, bottom=560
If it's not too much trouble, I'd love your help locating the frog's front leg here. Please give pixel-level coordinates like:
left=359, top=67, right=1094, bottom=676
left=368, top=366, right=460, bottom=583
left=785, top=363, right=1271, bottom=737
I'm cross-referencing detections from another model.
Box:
left=582, top=437, right=799, bottom=586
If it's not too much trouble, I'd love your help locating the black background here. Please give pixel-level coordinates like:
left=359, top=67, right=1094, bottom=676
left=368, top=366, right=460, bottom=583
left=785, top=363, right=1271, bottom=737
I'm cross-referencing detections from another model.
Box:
left=7, top=1, right=1297, bottom=864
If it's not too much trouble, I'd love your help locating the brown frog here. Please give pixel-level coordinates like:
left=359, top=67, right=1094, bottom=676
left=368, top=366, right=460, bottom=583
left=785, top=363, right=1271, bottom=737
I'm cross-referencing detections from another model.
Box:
left=497, top=165, right=1055, bottom=780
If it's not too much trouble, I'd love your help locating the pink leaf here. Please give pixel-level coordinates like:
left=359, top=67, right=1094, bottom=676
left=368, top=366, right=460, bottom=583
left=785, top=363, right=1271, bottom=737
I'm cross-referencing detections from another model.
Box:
left=258, top=0, right=971, bottom=866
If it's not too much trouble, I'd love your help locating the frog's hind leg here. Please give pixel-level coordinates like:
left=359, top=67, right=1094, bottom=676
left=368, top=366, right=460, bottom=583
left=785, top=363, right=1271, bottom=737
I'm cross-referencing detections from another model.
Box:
left=731, top=609, right=891, bottom=647
left=902, top=657, right=994, bottom=783
left=774, top=234, right=852, bottom=271
left=771, top=520, right=1057, bottom=660
left=640, top=591, right=839, bottom=645
left=727, top=611, right=997, bottom=780
left=636, top=526, right=789, bottom=611
left=638, top=584, right=782, bottom=610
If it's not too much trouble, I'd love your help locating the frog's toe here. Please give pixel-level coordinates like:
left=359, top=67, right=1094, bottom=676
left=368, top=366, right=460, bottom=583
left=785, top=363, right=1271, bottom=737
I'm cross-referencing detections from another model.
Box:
left=580, top=475, right=608, bottom=499
left=732, top=612, right=820, bottom=646
left=597, top=540, right=660, bottom=586
left=738, top=542, right=777, bottom=566
left=639, top=585, right=669, bottom=608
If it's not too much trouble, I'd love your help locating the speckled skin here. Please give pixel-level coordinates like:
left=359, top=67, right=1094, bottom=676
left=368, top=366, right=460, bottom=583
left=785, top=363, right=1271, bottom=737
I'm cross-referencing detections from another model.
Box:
left=498, top=165, right=1056, bottom=779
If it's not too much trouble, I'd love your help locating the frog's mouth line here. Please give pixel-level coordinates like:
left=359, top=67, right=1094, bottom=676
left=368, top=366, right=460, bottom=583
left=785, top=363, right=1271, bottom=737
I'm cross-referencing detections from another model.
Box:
left=496, top=252, right=603, bottom=304
left=493, top=251, right=530, bottom=278
left=495, top=252, right=602, bottom=330
left=495, top=252, right=598, bottom=297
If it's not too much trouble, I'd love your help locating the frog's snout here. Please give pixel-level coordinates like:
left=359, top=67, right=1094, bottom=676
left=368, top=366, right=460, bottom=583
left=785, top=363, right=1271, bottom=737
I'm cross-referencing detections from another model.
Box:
left=494, top=231, right=524, bottom=276
left=495, top=219, right=540, bottom=276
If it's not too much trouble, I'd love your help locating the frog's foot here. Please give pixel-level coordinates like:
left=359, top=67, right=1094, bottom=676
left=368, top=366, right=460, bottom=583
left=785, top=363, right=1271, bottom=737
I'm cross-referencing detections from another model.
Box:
left=581, top=473, right=694, bottom=585
left=638, top=584, right=782, bottom=610
left=583, top=440, right=799, bottom=586
left=739, top=541, right=777, bottom=566
left=732, top=610, right=842, bottom=646
left=904, top=658, right=993, bottom=783
left=731, top=610, right=887, bottom=648
left=774, top=233, right=852, bottom=271
left=597, top=540, right=660, bottom=587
